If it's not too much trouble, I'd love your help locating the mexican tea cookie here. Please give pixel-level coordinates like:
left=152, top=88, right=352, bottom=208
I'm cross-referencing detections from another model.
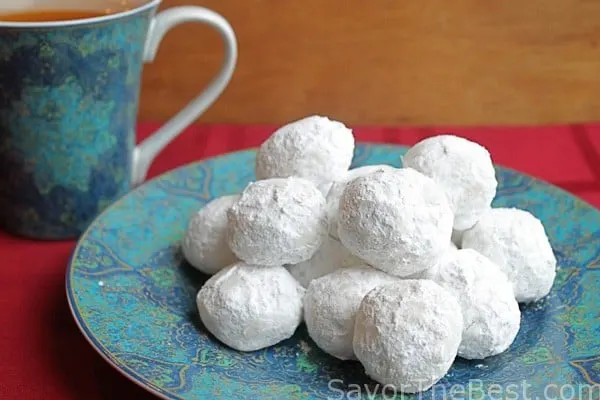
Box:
left=402, top=135, right=497, bottom=230
left=353, top=279, right=463, bottom=393
left=197, top=263, right=305, bottom=352
left=255, top=115, right=355, bottom=193
left=326, top=164, right=395, bottom=239
left=461, top=207, right=557, bottom=303
left=337, top=168, right=453, bottom=277
left=286, top=236, right=363, bottom=288
left=182, top=194, right=240, bottom=275
left=227, top=177, right=328, bottom=266
left=421, top=249, right=521, bottom=359
left=303, top=265, right=398, bottom=360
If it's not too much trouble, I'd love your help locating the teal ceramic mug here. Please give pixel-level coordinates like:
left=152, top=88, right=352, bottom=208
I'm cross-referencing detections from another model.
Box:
left=0, top=0, right=237, bottom=239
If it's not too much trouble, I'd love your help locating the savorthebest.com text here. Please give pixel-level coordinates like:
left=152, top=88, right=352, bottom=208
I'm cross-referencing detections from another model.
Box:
left=327, top=378, right=600, bottom=400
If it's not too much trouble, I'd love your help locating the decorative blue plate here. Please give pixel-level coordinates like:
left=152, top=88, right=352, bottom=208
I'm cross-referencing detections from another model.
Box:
left=67, top=144, right=600, bottom=400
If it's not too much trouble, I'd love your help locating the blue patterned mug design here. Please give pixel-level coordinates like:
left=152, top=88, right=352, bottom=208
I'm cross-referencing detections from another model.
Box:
left=0, top=0, right=237, bottom=239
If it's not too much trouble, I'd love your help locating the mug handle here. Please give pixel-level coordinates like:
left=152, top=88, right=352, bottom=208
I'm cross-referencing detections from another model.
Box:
left=131, top=6, right=238, bottom=186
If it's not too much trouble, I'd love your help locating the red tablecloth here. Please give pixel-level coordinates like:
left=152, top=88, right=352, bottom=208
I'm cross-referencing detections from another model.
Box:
left=1, top=123, right=599, bottom=400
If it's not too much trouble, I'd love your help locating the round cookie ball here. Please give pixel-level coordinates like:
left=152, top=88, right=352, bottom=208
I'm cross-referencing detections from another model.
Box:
left=197, top=262, right=305, bottom=352
left=353, top=279, right=463, bottom=393
left=255, top=115, right=355, bottom=193
left=461, top=207, right=557, bottom=303
left=227, top=177, right=328, bottom=266
left=286, top=236, right=363, bottom=288
left=326, top=165, right=395, bottom=240
left=402, top=134, right=497, bottom=230
left=337, top=168, right=453, bottom=277
left=182, top=194, right=240, bottom=275
left=303, top=265, right=398, bottom=360
left=421, top=249, right=521, bottom=359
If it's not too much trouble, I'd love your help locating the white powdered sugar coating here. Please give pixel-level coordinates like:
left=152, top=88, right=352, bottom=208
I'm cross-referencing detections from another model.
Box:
left=421, top=249, right=521, bottom=360
left=255, top=115, right=355, bottom=193
left=227, top=177, right=328, bottom=266
left=196, top=263, right=305, bottom=352
left=353, top=279, right=463, bottom=393
left=286, top=236, right=364, bottom=288
left=182, top=195, right=240, bottom=275
left=403, top=244, right=457, bottom=280
left=303, top=265, right=399, bottom=360
left=326, top=165, right=395, bottom=239
left=462, top=208, right=557, bottom=303
left=337, top=168, right=453, bottom=277
left=402, top=135, right=497, bottom=230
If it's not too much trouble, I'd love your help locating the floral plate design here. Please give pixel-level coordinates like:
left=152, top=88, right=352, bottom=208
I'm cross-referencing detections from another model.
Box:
left=66, top=144, right=600, bottom=400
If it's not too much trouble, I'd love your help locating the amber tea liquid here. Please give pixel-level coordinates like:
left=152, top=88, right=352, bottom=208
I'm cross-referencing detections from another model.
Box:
left=0, top=9, right=118, bottom=22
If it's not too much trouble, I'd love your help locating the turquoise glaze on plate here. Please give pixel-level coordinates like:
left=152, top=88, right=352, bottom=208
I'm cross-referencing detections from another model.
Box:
left=66, top=144, right=600, bottom=400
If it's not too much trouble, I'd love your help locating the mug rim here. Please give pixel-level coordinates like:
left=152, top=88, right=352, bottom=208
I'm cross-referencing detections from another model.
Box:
left=0, top=0, right=160, bottom=28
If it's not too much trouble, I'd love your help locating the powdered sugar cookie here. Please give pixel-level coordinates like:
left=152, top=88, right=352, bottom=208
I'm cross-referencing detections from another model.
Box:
left=353, top=279, right=463, bottom=393
left=227, top=177, right=328, bottom=266
left=255, top=115, right=355, bottom=194
left=326, top=164, right=395, bottom=239
left=182, top=195, right=240, bottom=275
left=403, top=135, right=497, bottom=230
left=462, top=207, right=557, bottom=303
left=197, top=263, right=305, bottom=352
left=337, top=168, right=453, bottom=277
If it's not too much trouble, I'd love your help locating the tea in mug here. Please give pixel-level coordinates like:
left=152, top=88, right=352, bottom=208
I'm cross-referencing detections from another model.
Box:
left=0, top=9, right=116, bottom=22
